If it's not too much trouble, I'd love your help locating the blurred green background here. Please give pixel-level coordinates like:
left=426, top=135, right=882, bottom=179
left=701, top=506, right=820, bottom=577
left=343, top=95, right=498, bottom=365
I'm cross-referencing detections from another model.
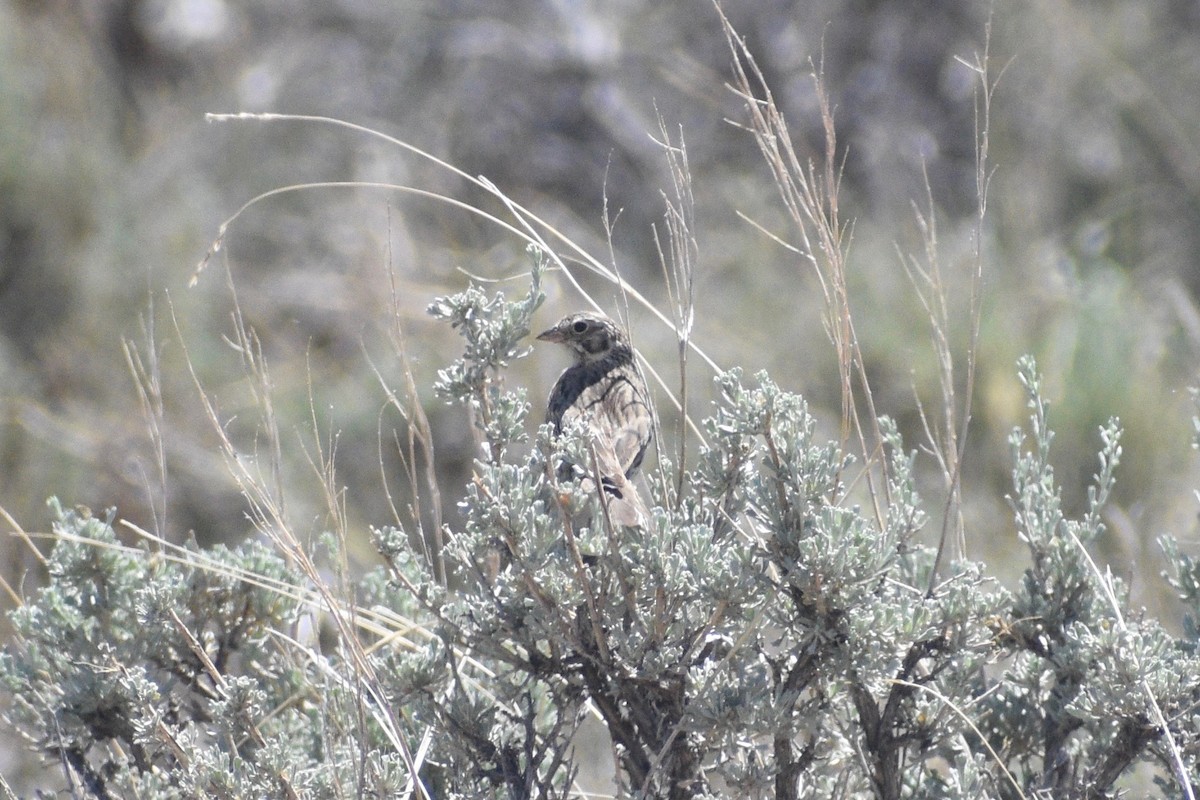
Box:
left=2, top=0, right=1199, bottom=674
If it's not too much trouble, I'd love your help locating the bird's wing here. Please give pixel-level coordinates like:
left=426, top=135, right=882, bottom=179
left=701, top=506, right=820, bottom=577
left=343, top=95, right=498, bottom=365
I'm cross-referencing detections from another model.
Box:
left=581, top=434, right=649, bottom=527
left=562, top=364, right=652, bottom=478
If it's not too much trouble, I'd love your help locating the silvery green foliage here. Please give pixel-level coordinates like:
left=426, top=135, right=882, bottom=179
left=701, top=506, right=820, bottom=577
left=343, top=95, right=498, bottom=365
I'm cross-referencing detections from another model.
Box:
left=980, top=356, right=1200, bottom=798
left=0, top=500, right=323, bottom=798
left=428, top=244, right=546, bottom=458
left=0, top=516, right=432, bottom=795
left=6, top=282, right=1200, bottom=798
left=682, top=372, right=1004, bottom=799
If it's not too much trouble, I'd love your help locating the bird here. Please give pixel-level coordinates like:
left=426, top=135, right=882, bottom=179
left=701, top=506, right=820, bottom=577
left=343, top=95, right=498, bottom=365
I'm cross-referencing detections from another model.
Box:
left=537, top=312, right=653, bottom=526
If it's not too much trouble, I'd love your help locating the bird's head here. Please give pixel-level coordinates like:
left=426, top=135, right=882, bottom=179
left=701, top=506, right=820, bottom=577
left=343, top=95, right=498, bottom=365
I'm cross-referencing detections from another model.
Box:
left=536, top=312, right=629, bottom=363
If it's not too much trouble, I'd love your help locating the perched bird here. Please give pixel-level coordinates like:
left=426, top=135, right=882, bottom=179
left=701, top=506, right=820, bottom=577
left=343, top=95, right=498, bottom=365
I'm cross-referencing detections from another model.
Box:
left=537, top=312, right=653, bottom=526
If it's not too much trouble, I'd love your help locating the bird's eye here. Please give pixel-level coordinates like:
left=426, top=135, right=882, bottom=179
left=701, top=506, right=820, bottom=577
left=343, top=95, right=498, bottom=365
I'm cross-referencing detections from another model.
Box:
left=572, top=320, right=589, bottom=334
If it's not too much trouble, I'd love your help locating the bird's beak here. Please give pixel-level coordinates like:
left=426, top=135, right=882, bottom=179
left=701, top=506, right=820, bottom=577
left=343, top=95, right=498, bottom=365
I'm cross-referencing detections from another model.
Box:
left=536, top=326, right=564, bottom=343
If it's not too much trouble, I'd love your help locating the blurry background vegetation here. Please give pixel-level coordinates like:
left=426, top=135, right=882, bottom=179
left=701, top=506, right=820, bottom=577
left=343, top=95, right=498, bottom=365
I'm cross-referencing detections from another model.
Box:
left=2, top=0, right=1200, bottom=654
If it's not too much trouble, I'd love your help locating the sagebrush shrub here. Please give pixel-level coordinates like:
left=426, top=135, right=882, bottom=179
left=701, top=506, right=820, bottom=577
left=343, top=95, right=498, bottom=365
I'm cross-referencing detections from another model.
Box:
left=4, top=259, right=1199, bottom=799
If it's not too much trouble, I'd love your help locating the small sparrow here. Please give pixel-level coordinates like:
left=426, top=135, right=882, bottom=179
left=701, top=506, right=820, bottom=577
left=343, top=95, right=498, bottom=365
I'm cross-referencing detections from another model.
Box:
left=538, top=312, right=653, bottom=526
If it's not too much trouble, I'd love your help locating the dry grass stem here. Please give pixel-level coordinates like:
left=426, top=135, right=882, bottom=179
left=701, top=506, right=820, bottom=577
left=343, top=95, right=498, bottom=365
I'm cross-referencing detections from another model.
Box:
left=717, top=6, right=889, bottom=528
left=650, top=115, right=698, bottom=509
